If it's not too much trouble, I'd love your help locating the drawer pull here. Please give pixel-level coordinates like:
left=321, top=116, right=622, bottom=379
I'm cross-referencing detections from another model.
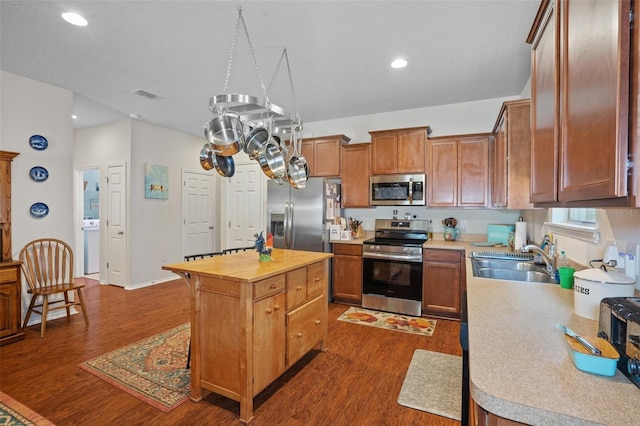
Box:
left=296, top=333, right=303, bottom=338
left=315, top=320, right=321, bottom=325
left=269, top=283, right=277, bottom=289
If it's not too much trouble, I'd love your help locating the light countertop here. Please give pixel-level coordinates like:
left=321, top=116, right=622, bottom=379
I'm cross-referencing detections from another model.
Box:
left=464, top=245, right=640, bottom=425
left=333, top=237, right=640, bottom=424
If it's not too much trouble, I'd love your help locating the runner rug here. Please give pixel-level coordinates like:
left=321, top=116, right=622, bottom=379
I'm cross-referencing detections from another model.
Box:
left=337, top=306, right=436, bottom=336
left=80, top=323, right=191, bottom=412
left=397, top=349, right=462, bottom=421
left=0, top=391, right=55, bottom=426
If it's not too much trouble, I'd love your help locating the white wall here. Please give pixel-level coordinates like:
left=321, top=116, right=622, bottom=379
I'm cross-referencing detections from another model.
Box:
left=303, top=96, right=520, bottom=142
left=1, top=70, right=75, bottom=322
left=129, top=119, right=212, bottom=287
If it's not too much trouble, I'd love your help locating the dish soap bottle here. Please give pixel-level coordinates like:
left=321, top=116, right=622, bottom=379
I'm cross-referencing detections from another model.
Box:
left=427, top=220, right=433, bottom=240
left=558, top=251, right=568, bottom=268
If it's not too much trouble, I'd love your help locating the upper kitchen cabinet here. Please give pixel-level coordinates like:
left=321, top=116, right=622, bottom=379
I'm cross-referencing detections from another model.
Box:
left=427, top=134, right=490, bottom=207
left=300, top=135, right=350, bottom=177
left=369, top=127, right=430, bottom=175
left=527, top=0, right=637, bottom=206
left=340, top=143, right=371, bottom=208
left=491, top=100, right=534, bottom=209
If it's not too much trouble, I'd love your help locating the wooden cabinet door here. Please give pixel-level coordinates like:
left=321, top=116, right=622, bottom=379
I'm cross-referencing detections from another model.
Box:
left=397, top=129, right=425, bottom=173
left=340, top=144, right=370, bottom=208
left=370, top=132, right=398, bottom=174
left=300, top=140, right=314, bottom=174
left=286, top=295, right=324, bottom=367
left=530, top=0, right=559, bottom=203
left=313, top=138, right=341, bottom=177
left=459, top=137, right=489, bottom=207
left=492, top=115, right=507, bottom=207
left=253, top=292, right=286, bottom=395
left=559, top=0, right=630, bottom=201
left=332, top=244, right=362, bottom=304
left=422, top=250, right=462, bottom=318
left=428, top=139, right=458, bottom=207
left=0, top=282, right=18, bottom=338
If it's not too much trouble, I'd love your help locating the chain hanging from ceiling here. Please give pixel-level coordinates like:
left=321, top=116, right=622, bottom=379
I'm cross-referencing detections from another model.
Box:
left=199, top=7, right=306, bottom=188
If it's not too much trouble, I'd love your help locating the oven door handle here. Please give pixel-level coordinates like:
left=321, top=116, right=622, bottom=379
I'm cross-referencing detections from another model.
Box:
left=363, top=252, right=422, bottom=263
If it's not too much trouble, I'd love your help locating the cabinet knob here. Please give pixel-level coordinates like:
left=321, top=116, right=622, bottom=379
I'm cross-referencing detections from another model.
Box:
left=296, top=285, right=303, bottom=291
left=314, top=278, right=320, bottom=283
left=296, top=333, right=303, bottom=338
left=269, top=283, right=277, bottom=289
left=266, top=308, right=272, bottom=314
left=274, top=305, right=280, bottom=311
left=315, top=320, right=321, bottom=325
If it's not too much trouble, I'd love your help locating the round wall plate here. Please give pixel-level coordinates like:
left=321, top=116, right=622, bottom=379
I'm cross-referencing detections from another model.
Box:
left=29, top=166, right=49, bottom=182
left=29, top=135, right=48, bottom=150
left=30, top=202, right=49, bottom=218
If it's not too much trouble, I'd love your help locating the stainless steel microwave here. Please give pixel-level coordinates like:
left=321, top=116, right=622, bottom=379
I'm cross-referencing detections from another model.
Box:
left=370, top=174, right=426, bottom=206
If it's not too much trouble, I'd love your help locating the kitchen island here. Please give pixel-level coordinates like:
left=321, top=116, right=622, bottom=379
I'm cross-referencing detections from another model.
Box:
left=163, top=248, right=332, bottom=424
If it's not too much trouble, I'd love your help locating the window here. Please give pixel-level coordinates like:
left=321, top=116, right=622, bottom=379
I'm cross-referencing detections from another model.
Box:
left=547, top=208, right=600, bottom=243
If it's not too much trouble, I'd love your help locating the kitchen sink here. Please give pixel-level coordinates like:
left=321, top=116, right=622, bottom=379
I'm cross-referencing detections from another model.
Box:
left=469, top=251, right=558, bottom=284
left=473, top=267, right=557, bottom=284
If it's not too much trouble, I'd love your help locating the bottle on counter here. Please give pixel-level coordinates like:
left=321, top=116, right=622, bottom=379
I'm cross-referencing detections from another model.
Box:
left=558, top=251, right=568, bottom=268
left=427, top=220, right=433, bottom=240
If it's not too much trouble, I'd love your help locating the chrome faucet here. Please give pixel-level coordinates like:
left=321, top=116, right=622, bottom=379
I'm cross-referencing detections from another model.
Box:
left=520, top=243, right=556, bottom=277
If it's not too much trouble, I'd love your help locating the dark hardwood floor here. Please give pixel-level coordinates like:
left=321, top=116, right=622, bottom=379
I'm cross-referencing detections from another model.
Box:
left=1, top=278, right=462, bottom=425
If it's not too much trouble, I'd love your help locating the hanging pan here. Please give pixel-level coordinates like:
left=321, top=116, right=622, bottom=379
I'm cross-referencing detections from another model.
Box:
left=200, top=143, right=235, bottom=177
left=203, top=112, right=245, bottom=156
left=287, top=129, right=308, bottom=189
left=257, top=138, right=286, bottom=180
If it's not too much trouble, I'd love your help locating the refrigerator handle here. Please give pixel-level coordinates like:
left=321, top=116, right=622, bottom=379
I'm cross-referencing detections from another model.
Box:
left=289, top=201, right=295, bottom=249
left=284, top=201, right=290, bottom=248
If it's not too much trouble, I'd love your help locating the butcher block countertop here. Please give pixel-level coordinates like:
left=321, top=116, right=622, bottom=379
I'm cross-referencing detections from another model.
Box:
left=162, top=248, right=332, bottom=282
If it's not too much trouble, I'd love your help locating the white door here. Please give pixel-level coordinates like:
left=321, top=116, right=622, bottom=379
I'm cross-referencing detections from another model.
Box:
left=223, top=163, right=265, bottom=249
left=106, top=164, right=127, bottom=287
left=182, top=170, right=215, bottom=258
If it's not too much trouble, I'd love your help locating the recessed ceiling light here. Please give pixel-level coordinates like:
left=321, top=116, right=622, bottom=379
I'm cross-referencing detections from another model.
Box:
left=72, top=115, right=77, bottom=119
left=62, top=12, right=88, bottom=27
left=391, top=58, right=408, bottom=69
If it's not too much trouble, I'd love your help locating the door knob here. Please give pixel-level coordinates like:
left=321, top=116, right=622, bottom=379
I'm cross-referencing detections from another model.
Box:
left=117, top=231, right=124, bottom=235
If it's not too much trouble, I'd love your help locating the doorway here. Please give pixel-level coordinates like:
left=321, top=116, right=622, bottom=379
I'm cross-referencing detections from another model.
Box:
left=82, top=168, right=100, bottom=280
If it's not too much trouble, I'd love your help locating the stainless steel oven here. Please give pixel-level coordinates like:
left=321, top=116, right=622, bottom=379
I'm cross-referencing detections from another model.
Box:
left=362, top=219, right=428, bottom=317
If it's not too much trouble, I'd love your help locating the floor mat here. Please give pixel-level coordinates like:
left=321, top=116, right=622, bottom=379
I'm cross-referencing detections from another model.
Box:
left=397, top=349, right=462, bottom=421
left=337, top=306, right=436, bottom=336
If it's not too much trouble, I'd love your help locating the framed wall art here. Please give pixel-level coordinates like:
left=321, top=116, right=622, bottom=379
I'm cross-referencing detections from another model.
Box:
left=144, top=163, right=169, bottom=199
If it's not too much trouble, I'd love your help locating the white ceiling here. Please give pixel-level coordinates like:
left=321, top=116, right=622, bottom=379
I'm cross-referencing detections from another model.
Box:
left=0, top=0, right=540, bottom=138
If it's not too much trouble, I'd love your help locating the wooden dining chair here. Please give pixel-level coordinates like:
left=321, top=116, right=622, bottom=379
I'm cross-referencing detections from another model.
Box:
left=20, top=238, right=89, bottom=337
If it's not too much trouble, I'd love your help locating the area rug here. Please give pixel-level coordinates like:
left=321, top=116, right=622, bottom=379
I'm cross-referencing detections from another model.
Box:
left=397, top=349, right=462, bottom=421
left=0, top=391, right=56, bottom=425
left=80, top=323, right=191, bottom=412
left=337, top=306, right=436, bottom=336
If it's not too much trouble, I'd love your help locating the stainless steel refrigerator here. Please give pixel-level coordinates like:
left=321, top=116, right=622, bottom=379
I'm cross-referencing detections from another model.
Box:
left=266, top=178, right=341, bottom=253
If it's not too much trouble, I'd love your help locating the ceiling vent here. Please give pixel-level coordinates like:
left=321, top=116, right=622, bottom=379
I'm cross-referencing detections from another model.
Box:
left=132, top=89, right=161, bottom=100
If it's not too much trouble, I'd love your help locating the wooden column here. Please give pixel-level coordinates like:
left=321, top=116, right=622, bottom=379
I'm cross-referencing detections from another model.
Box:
left=0, top=151, right=19, bottom=262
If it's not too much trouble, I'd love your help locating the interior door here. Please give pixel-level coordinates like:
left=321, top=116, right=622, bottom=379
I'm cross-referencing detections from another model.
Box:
left=223, top=162, right=265, bottom=249
left=106, top=164, right=126, bottom=287
left=182, top=170, right=215, bottom=257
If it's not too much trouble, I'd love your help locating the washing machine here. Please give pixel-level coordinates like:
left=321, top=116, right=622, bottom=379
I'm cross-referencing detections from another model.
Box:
left=83, top=219, right=99, bottom=274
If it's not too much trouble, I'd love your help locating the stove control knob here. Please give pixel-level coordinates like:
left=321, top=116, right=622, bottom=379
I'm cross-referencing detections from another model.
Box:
left=403, top=247, right=414, bottom=254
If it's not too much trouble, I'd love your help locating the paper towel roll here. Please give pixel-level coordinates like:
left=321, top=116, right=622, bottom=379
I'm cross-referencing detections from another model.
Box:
left=515, top=221, right=527, bottom=250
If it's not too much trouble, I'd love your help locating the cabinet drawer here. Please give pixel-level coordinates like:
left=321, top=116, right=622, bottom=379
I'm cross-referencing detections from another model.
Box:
left=254, top=275, right=285, bottom=300
left=286, top=267, right=307, bottom=310
left=333, top=244, right=362, bottom=256
left=286, top=295, right=324, bottom=367
left=423, top=249, right=462, bottom=262
left=306, top=262, right=326, bottom=300
left=0, top=267, right=17, bottom=284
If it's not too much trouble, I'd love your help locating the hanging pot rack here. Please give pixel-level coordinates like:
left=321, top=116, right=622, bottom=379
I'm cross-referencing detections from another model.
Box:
left=201, top=7, right=304, bottom=187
